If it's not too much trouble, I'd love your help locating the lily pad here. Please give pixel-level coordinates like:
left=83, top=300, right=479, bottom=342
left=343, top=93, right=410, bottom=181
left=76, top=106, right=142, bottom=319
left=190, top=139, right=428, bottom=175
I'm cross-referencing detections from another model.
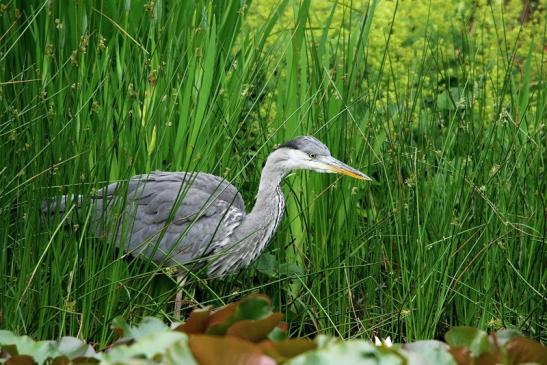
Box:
left=0, top=331, right=60, bottom=365
left=111, top=316, right=168, bottom=341
left=445, top=327, right=492, bottom=357
left=99, top=331, right=190, bottom=364
left=226, top=313, right=283, bottom=342
left=175, top=308, right=212, bottom=334
left=207, top=294, right=273, bottom=336
left=286, top=338, right=402, bottom=365
left=188, top=334, right=276, bottom=365
left=505, top=336, right=547, bottom=364
left=403, top=341, right=455, bottom=365
left=259, top=339, right=316, bottom=363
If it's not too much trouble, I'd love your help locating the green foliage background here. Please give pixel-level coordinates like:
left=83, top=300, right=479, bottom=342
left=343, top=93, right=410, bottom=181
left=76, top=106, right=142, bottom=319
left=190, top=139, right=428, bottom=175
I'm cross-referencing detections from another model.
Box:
left=0, top=0, right=544, bottom=345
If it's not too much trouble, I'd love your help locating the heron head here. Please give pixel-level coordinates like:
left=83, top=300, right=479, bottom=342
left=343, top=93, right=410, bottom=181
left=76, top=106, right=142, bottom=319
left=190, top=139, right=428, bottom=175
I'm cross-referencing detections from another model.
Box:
left=271, top=136, right=372, bottom=181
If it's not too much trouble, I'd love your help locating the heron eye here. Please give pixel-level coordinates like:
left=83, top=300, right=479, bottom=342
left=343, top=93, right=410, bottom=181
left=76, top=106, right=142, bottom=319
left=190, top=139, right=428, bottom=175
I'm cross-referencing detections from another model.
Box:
left=309, top=153, right=317, bottom=159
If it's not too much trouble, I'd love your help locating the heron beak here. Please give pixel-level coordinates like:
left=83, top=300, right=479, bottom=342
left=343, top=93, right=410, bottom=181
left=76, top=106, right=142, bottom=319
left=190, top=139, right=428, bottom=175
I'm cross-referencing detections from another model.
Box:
left=321, top=156, right=372, bottom=181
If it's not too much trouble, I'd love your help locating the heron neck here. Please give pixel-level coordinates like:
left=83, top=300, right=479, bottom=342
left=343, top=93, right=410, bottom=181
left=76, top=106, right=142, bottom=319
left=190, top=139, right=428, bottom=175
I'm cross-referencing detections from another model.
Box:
left=217, top=158, right=286, bottom=275
left=252, top=159, right=285, bottom=212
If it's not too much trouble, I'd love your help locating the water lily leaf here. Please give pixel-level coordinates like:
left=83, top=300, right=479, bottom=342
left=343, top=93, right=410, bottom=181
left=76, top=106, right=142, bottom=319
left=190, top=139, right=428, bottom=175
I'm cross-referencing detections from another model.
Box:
left=259, top=339, right=316, bottom=362
left=0, top=331, right=60, bottom=365
left=50, top=356, right=70, bottom=365
left=447, top=349, right=499, bottom=365
left=67, top=358, right=100, bottom=365
left=285, top=339, right=402, bottom=365
left=226, top=313, right=283, bottom=342
left=402, top=341, right=455, bottom=365
left=505, top=337, right=547, bottom=364
left=207, top=294, right=272, bottom=335
left=403, top=340, right=449, bottom=351
left=111, top=316, right=168, bottom=341
left=0, top=332, right=97, bottom=365
left=313, top=335, right=338, bottom=349
left=205, top=303, right=238, bottom=335
left=276, top=322, right=288, bottom=332
left=492, top=329, right=523, bottom=347
left=448, top=347, right=471, bottom=365
left=99, top=331, right=188, bottom=364
left=175, top=308, right=212, bottom=334
left=55, top=337, right=95, bottom=358
left=5, top=355, right=37, bottom=365
left=188, top=334, right=276, bottom=365
left=445, top=327, right=492, bottom=357
left=267, top=326, right=288, bottom=342
left=163, top=340, right=199, bottom=365
left=234, top=294, right=272, bottom=321
left=52, top=356, right=99, bottom=365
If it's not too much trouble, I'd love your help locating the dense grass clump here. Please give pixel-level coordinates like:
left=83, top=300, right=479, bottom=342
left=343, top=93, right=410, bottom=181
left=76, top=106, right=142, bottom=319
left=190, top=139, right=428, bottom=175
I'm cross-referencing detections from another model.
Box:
left=0, top=0, right=544, bottom=346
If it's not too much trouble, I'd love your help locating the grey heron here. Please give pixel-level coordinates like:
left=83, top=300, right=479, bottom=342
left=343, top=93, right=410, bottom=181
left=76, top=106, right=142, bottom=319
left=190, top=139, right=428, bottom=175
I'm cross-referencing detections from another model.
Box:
left=44, top=136, right=371, bottom=317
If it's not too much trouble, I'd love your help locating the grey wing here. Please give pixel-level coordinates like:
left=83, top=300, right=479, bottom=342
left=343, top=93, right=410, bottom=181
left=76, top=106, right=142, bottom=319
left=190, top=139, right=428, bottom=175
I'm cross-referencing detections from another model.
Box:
left=93, top=171, right=246, bottom=266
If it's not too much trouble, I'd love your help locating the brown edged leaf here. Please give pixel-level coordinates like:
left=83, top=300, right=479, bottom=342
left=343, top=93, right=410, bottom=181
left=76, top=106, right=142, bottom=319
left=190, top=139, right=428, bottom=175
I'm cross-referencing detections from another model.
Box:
left=233, top=294, right=272, bottom=321
left=492, top=329, right=523, bottom=346
left=276, top=322, right=288, bottom=332
left=175, top=308, right=212, bottom=334
left=206, top=294, right=274, bottom=335
left=448, top=347, right=471, bottom=365
left=445, top=327, right=492, bottom=357
left=259, top=338, right=316, bottom=362
left=205, top=303, right=238, bottom=334
left=505, top=337, right=547, bottom=365
left=267, top=326, right=288, bottom=342
left=475, top=352, right=500, bottom=365
left=188, top=335, right=276, bottom=365
left=5, top=355, right=37, bottom=365
left=110, top=316, right=167, bottom=341
left=70, top=357, right=100, bottom=364
left=226, top=313, right=283, bottom=342
left=50, top=355, right=70, bottom=365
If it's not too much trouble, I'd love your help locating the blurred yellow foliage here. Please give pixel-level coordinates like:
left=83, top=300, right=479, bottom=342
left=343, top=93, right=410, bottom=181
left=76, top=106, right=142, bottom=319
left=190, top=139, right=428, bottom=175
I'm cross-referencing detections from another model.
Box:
left=247, top=0, right=544, bottom=119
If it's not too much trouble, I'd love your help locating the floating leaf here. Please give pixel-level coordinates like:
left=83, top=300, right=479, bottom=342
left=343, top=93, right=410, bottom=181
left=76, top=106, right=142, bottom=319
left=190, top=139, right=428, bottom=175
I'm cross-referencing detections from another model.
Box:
left=175, top=308, right=212, bottom=334
left=505, top=337, right=547, bottom=364
left=285, top=339, right=402, bottom=365
left=259, top=339, right=316, bottom=363
left=1, top=294, right=545, bottom=365
left=492, top=329, right=523, bottom=347
left=55, top=337, right=95, bottom=359
left=267, top=326, right=288, bottom=342
left=99, top=331, right=189, bottom=364
left=207, top=294, right=272, bottom=335
left=163, top=340, right=199, bottom=365
left=234, top=294, right=272, bottom=321
left=403, top=341, right=455, bottom=365
left=5, top=355, right=37, bottom=365
left=189, top=335, right=276, bottom=365
left=226, top=313, right=283, bottom=342
left=111, top=316, right=168, bottom=341
left=205, top=303, right=238, bottom=335
left=445, top=327, right=492, bottom=357
left=0, top=331, right=60, bottom=365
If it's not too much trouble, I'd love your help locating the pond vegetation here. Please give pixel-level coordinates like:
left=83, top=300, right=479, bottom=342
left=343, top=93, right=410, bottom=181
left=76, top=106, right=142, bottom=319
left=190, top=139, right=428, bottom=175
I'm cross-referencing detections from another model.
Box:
left=0, top=0, right=544, bottom=358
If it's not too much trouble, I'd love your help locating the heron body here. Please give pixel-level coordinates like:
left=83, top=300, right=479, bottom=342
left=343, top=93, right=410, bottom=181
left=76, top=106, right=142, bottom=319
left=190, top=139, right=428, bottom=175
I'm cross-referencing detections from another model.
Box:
left=45, top=136, right=370, bottom=279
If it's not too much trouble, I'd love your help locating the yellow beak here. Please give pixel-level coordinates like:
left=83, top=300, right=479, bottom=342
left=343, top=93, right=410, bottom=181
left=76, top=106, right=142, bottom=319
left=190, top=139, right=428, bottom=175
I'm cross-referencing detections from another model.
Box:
left=322, top=156, right=372, bottom=181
